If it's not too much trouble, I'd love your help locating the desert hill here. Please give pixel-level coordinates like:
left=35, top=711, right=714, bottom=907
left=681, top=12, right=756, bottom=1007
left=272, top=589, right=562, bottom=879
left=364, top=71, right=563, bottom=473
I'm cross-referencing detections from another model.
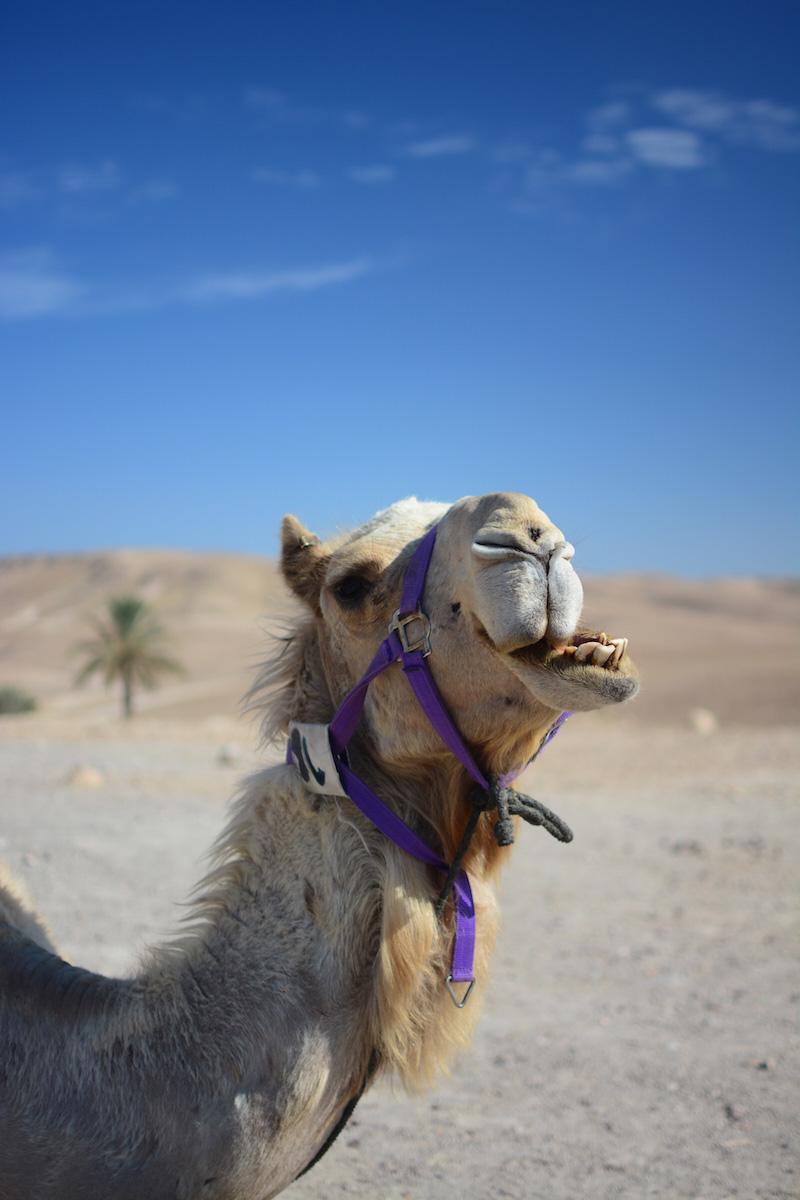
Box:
left=0, top=550, right=289, bottom=725
left=0, top=549, right=797, bottom=728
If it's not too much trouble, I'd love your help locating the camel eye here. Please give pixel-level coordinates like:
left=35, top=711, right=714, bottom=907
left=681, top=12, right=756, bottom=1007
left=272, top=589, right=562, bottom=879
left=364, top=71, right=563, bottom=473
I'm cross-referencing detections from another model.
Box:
left=333, top=575, right=372, bottom=605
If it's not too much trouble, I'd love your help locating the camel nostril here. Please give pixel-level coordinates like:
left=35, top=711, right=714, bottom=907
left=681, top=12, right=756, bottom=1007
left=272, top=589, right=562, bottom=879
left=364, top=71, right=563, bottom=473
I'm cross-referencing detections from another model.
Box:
left=549, top=541, right=575, bottom=564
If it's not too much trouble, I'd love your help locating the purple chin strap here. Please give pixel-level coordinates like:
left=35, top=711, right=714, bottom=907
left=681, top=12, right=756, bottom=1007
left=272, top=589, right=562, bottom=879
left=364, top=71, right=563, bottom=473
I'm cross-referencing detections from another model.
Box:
left=287, top=522, right=571, bottom=1006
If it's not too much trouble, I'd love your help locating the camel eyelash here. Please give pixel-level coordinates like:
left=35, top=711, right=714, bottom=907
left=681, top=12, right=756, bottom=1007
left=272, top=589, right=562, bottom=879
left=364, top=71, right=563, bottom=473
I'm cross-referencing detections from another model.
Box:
left=332, top=574, right=373, bottom=604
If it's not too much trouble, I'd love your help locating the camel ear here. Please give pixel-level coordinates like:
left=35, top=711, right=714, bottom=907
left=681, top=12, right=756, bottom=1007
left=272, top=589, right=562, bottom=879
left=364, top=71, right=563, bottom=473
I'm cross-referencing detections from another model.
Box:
left=280, top=515, right=328, bottom=606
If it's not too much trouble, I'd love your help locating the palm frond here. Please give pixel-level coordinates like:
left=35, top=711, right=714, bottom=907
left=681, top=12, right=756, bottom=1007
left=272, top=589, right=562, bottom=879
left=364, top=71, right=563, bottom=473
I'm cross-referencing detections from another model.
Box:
left=72, top=594, right=185, bottom=716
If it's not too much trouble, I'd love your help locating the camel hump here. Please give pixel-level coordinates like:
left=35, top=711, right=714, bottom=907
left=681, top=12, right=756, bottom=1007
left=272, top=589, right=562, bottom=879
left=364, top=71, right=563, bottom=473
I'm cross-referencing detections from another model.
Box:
left=0, top=921, right=124, bottom=1020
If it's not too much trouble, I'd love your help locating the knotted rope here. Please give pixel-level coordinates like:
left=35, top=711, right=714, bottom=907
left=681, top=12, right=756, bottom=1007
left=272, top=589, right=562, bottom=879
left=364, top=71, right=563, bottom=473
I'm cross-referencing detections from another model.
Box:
left=434, top=778, right=573, bottom=919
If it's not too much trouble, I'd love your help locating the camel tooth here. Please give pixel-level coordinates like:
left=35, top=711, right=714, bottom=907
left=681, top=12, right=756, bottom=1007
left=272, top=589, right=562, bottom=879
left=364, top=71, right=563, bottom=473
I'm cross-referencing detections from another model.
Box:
left=597, top=631, right=608, bottom=645
left=609, top=637, right=628, bottom=665
left=591, top=643, right=615, bottom=666
left=562, top=645, right=577, bottom=657
left=574, top=642, right=599, bottom=662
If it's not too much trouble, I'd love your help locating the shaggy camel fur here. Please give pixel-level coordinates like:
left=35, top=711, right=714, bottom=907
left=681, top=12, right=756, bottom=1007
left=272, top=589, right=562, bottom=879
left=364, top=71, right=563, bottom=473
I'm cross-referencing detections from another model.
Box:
left=0, top=492, right=638, bottom=1199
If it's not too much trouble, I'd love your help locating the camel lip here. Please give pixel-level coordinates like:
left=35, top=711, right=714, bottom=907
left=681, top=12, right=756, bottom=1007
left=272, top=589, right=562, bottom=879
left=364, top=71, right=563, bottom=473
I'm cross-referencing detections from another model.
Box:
left=471, top=539, right=537, bottom=562
left=509, top=632, right=600, bottom=668
left=508, top=637, right=553, bottom=667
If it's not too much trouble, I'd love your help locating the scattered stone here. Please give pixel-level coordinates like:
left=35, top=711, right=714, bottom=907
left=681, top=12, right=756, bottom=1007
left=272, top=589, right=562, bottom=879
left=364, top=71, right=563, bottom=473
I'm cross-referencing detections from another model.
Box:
left=745, top=1057, right=776, bottom=1071
left=669, top=838, right=705, bottom=856
left=725, top=1102, right=748, bottom=1123
left=63, top=764, right=105, bottom=788
left=688, top=707, right=720, bottom=734
left=217, top=744, right=242, bottom=766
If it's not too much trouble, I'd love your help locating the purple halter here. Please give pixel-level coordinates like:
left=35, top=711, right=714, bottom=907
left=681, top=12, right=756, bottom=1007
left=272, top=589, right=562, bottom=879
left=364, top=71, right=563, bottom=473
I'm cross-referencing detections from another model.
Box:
left=287, top=523, right=570, bottom=1005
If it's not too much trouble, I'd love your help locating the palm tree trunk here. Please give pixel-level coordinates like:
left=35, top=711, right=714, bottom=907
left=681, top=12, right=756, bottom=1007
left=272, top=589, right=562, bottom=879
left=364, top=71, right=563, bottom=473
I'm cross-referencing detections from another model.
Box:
left=122, top=670, right=133, bottom=719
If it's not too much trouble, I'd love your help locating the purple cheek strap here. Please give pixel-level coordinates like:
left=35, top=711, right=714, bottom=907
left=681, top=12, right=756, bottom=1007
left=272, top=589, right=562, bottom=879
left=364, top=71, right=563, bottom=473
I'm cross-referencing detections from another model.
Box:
left=287, top=522, right=572, bottom=1006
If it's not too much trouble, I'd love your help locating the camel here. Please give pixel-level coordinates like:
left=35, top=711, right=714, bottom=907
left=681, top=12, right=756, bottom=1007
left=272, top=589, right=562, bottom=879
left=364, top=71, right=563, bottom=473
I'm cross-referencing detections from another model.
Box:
left=0, top=492, right=638, bottom=1200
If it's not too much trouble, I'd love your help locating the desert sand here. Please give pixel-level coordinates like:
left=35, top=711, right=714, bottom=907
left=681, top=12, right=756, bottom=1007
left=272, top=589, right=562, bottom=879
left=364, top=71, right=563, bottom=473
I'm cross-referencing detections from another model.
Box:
left=0, top=550, right=797, bottom=1199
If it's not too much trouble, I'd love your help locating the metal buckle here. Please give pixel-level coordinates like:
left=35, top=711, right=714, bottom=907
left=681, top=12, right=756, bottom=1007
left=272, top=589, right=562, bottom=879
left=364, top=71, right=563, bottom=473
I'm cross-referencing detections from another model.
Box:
left=388, top=608, right=432, bottom=657
left=445, top=974, right=475, bottom=1009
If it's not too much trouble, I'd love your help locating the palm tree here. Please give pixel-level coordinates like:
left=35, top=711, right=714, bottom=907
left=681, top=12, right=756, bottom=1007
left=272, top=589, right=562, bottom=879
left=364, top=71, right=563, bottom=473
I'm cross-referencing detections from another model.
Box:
left=74, top=596, right=184, bottom=719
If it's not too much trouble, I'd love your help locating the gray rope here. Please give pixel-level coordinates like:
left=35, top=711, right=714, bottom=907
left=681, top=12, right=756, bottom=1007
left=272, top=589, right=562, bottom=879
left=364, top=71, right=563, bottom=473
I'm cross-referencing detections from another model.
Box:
left=435, top=776, right=572, bottom=918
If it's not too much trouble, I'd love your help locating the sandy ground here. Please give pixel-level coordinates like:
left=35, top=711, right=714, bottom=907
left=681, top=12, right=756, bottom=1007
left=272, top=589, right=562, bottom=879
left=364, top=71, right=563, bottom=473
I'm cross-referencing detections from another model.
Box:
left=0, top=715, right=796, bottom=1200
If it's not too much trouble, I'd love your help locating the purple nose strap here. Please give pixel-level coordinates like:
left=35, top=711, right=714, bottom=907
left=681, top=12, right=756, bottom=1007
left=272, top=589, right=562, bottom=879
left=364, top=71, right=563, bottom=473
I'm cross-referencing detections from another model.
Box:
left=287, top=523, right=569, bottom=998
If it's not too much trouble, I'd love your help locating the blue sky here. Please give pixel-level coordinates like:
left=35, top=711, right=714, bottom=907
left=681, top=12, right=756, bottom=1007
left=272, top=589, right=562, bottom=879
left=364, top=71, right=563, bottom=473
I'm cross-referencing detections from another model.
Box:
left=2, top=1, right=798, bottom=575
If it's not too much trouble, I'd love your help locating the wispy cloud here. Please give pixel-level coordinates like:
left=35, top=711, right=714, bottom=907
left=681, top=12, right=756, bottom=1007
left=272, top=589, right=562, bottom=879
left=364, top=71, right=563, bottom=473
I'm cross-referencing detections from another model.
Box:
left=0, top=249, right=86, bottom=319
left=586, top=100, right=631, bottom=132
left=245, top=87, right=284, bottom=110
left=245, top=87, right=370, bottom=131
left=0, top=158, right=179, bottom=213
left=561, top=156, right=634, bottom=184
left=251, top=167, right=322, bottom=189
left=491, top=141, right=533, bottom=164
left=180, top=257, right=376, bottom=304
left=403, top=135, right=475, bottom=158
left=128, top=179, right=180, bottom=204
left=57, top=159, right=123, bottom=195
left=127, top=92, right=217, bottom=123
left=497, top=85, right=798, bottom=215
left=626, top=128, right=705, bottom=169
left=515, top=146, right=632, bottom=195
left=652, top=89, right=800, bottom=151
left=0, top=251, right=378, bottom=320
left=0, top=170, right=44, bottom=209
left=348, top=165, right=396, bottom=184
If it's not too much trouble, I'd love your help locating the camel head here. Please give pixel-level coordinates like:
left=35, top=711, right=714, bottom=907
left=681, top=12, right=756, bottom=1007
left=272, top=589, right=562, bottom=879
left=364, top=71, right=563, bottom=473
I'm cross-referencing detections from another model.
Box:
left=278, top=492, right=638, bottom=783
